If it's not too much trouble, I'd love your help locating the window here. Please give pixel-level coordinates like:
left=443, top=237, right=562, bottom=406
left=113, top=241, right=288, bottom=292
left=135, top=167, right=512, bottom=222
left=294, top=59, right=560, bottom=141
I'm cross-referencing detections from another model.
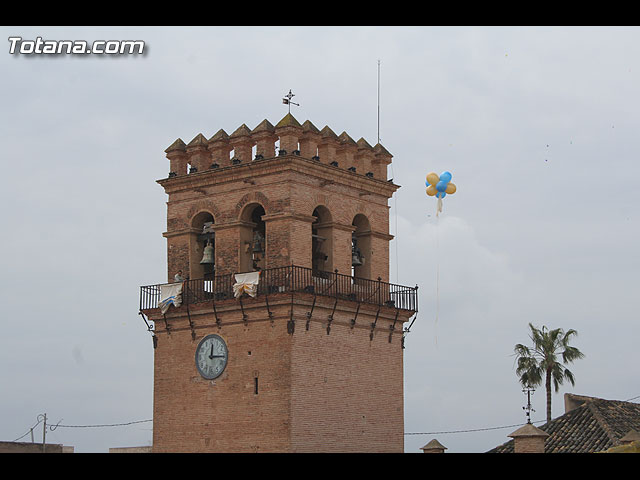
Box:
left=240, top=203, right=266, bottom=272
left=312, top=206, right=333, bottom=275
left=351, top=214, right=371, bottom=280
left=191, top=212, right=215, bottom=279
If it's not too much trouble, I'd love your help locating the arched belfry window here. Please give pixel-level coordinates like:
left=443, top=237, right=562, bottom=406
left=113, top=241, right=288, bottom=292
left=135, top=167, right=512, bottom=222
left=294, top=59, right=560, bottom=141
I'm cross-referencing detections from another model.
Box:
left=351, top=214, right=371, bottom=280
left=240, top=203, right=266, bottom=272
left=191, top=212, right=215, bottom=280
left=312, top=206, right=333, bottom=275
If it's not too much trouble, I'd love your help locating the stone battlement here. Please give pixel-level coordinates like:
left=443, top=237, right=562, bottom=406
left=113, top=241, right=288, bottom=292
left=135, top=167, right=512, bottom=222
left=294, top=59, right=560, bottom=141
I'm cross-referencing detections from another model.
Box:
left=164, top=114, right=393, bottom=181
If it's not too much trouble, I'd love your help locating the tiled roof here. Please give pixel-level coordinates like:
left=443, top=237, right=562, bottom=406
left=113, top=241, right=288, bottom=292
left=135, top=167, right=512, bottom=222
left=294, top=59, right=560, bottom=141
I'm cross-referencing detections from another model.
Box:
left=487, top=395, right=640, bottom=453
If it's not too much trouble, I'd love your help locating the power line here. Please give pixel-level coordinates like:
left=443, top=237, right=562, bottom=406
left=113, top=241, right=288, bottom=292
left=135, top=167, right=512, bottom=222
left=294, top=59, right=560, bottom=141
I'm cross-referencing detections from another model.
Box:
left=51, top=419, right=152, bottom=429
left=12, top=394, right=639, bottom=440
left=12, top=417, right=43, bottom=442
left=405, top=419, right=546, bottom=436
left=11, top=418, right=152, bottom=441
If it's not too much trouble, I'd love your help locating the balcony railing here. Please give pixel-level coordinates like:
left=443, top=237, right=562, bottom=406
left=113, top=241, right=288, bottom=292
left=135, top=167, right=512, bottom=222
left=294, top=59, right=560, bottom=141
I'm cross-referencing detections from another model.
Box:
left=139, top=265, right=418, bottom=313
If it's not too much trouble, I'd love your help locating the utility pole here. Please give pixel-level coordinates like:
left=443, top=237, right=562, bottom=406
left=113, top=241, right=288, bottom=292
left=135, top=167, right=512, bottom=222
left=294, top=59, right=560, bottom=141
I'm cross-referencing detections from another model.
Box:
left=37, top=413, right=47, bottom=452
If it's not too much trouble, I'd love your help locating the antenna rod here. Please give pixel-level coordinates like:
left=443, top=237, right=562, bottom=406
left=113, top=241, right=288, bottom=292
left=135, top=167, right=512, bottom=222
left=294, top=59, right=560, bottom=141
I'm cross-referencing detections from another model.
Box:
left=377, top=60, right=381, bottom=144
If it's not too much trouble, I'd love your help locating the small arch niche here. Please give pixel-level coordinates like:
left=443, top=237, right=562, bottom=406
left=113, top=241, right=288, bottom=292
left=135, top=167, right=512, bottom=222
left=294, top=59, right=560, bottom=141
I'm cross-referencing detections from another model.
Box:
left=312, top=206, right=333, bottom=276
left=240, top=203, right=266, bottom=272
left=351, top=214, right=371, bottom=280
left=191, top=211, right=215, bottom=279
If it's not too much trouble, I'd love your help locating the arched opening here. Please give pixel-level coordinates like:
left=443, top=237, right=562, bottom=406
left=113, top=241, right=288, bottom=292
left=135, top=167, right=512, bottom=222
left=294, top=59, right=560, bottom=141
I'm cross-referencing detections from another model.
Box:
left=351, top=214, right=371, bottom=280
left=191, top=211, right=215, bottom=280
left=240, top=203, right=266, bottom=272
left=312, top=206, right=333, bottom=276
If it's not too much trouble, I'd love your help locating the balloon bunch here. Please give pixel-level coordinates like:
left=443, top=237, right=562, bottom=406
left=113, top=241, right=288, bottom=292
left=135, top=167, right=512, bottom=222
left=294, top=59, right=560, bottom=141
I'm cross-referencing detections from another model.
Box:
left=426, top=171, right=457, bottom=215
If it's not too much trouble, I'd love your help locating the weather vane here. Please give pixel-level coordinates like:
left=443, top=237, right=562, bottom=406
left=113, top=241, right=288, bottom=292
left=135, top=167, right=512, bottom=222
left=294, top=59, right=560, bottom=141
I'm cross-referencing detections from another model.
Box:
left=282, top=89, right=299, bottom=114
left=522, top=386, right=535, bottom=424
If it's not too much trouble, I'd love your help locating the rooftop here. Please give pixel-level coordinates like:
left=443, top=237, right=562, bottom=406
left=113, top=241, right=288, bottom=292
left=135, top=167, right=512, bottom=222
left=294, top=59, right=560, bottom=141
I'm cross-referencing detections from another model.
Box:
left=488, top=394, right=640, bottom=453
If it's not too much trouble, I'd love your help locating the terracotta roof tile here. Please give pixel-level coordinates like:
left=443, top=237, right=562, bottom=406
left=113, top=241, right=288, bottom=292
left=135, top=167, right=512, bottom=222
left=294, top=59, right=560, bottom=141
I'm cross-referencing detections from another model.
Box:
left=487, top=396, right=640, bottom=453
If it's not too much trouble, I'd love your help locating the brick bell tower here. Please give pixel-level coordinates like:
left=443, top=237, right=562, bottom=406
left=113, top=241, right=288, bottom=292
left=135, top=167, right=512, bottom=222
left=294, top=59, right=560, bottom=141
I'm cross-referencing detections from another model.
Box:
left=139, top=112, right=418, bottom=453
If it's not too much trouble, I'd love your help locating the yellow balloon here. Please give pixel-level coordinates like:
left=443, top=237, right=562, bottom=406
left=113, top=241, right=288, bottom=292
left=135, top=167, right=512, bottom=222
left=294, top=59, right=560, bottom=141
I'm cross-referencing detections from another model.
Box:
left=426, top=185, right=437, bottom=196
left=426, top=172, right=439, bottom=186
left=446, top=182, right=457, bottom=194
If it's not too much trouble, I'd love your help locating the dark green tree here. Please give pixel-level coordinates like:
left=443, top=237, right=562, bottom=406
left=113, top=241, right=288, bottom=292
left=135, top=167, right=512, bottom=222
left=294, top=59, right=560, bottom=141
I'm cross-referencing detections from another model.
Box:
left=514, top=323, right=585, bottom=425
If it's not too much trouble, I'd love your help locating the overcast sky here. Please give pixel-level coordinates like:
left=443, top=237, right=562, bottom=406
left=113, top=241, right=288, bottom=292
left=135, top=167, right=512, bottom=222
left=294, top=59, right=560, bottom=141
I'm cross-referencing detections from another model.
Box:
left=1, top=26, right=638, bottom=453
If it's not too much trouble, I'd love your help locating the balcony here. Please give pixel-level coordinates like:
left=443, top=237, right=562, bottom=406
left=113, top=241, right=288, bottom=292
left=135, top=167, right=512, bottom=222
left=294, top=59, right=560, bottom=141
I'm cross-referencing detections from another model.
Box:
left=139, top=265, right=418, bottom=313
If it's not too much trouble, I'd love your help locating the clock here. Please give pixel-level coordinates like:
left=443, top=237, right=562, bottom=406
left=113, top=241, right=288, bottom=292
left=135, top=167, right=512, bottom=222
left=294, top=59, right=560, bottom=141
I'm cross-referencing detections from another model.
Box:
left=195, top=334, right=228, bottom=380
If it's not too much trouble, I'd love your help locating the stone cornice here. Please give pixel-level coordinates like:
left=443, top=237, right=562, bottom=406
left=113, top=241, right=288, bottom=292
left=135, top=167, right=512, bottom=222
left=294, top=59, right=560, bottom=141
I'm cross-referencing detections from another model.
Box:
left=157, top=154, right=399, bottom=198
left=261, top=212, right=317, bottom=224
left=162, top=227, right=200, bottom=238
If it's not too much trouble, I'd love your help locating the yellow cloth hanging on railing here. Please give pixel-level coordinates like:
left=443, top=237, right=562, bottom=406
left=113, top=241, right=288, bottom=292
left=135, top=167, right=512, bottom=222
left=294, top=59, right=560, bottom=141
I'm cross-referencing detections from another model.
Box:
left=233, top=271, right=260, bottom=298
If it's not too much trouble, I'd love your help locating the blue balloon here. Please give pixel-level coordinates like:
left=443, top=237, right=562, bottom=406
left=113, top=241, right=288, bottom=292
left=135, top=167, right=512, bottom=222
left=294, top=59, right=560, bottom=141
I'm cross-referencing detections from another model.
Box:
left=436, top=180, right=448, bottom=192
left=436, top=192, right=446, bottom=198
left=440, top=171, right=452, bottom=183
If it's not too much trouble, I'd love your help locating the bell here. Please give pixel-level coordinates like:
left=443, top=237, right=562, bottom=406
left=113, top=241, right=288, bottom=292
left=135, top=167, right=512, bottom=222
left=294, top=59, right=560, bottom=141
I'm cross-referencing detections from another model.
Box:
left=200, top=241, right=215, bottom=265
left=351, top=235, right=363, bottom=267
left=252, top=232, right=264, bottom=254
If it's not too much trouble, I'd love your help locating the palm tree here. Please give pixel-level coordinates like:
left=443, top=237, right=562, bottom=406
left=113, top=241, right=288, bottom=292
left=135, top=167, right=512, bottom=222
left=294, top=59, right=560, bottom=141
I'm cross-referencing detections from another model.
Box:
left=514, top=323, right=585, bottom=425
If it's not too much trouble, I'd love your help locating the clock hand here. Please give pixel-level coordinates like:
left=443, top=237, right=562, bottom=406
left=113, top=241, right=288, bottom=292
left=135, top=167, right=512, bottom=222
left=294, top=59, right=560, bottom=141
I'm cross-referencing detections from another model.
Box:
left=209, top=344, right=214, bottom=359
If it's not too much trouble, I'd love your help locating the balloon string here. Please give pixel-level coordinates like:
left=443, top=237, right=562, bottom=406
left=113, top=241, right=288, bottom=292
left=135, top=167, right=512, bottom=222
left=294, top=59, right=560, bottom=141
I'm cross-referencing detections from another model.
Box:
left=435, top=212, right=439, bottom=347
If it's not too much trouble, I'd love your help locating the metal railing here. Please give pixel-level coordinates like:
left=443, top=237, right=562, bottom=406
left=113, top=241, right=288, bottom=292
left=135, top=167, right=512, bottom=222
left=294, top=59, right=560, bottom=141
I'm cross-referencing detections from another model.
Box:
left=140, top=265, right=418, bottom=313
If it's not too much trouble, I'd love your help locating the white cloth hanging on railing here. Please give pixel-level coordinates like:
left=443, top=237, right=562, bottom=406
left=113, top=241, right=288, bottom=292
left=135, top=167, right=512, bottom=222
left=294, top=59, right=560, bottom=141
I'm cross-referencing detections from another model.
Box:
left=158, top=282, right=183, bottom=314
left=233, top=271, right=260, bottom=298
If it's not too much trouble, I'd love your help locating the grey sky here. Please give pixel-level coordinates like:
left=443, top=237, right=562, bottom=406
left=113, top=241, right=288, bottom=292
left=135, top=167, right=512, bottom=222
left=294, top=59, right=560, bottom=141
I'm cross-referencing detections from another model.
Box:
left=1, top=26, right=638, bottom=453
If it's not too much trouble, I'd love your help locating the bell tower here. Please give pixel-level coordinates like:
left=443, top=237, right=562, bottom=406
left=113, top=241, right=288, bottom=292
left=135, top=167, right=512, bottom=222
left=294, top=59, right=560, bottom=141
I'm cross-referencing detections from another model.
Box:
left=140, top=112, right=418, bottom=453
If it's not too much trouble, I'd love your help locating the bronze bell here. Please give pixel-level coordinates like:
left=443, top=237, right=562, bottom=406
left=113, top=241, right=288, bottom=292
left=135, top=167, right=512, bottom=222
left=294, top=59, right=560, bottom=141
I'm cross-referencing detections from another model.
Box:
left=252, top=232, right=264, bottom=254
left=351, top=235, right=363, bottom=267
left=200, top=241, right=214, bottom=264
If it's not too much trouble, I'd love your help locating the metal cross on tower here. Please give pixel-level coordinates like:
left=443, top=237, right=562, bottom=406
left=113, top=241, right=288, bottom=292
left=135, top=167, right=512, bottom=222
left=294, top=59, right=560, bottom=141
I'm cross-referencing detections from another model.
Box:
left=282, top=89, right=299, bottom=114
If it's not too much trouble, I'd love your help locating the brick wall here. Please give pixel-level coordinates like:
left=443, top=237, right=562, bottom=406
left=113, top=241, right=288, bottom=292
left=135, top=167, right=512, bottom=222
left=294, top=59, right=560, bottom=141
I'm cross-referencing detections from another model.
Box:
left=513, top=436, right=546, bottom=453
left=150, top=295, right=410, bottom=452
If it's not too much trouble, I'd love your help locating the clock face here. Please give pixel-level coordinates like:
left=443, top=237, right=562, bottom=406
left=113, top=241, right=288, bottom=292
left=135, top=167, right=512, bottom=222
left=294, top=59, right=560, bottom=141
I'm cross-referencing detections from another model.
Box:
left=195, top=334, right=228, bottom=380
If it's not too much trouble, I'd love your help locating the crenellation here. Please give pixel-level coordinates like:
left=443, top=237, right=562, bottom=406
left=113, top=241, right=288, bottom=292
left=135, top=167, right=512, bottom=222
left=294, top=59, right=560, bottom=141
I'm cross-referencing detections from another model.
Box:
left=356, top=138, right=375, bottom=177
left=186, top=133, right=209, bottom=173
left=299, top=120, right=321, bottom=159
left=165, top=138, right=188, bottom=176
left=275, top=113, right=302, bottom=154
left=229, top=124, right=255, bottom=164
left=373, top=143, right=393, bottom=180
left=208, top=129, right=232, bottom=167
left=251, top=119, right=278, bottom=159
left=167, top=115, right=392, bottom=179
left=317, top=125, right=339, bottom=166
left=336, top=131, right=358, bottom=172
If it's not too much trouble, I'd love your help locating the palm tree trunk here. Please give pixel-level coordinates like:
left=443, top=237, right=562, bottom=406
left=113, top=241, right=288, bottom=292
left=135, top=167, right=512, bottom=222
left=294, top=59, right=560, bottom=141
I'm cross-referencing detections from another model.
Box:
left=546, top=368, right=552, bottom=424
